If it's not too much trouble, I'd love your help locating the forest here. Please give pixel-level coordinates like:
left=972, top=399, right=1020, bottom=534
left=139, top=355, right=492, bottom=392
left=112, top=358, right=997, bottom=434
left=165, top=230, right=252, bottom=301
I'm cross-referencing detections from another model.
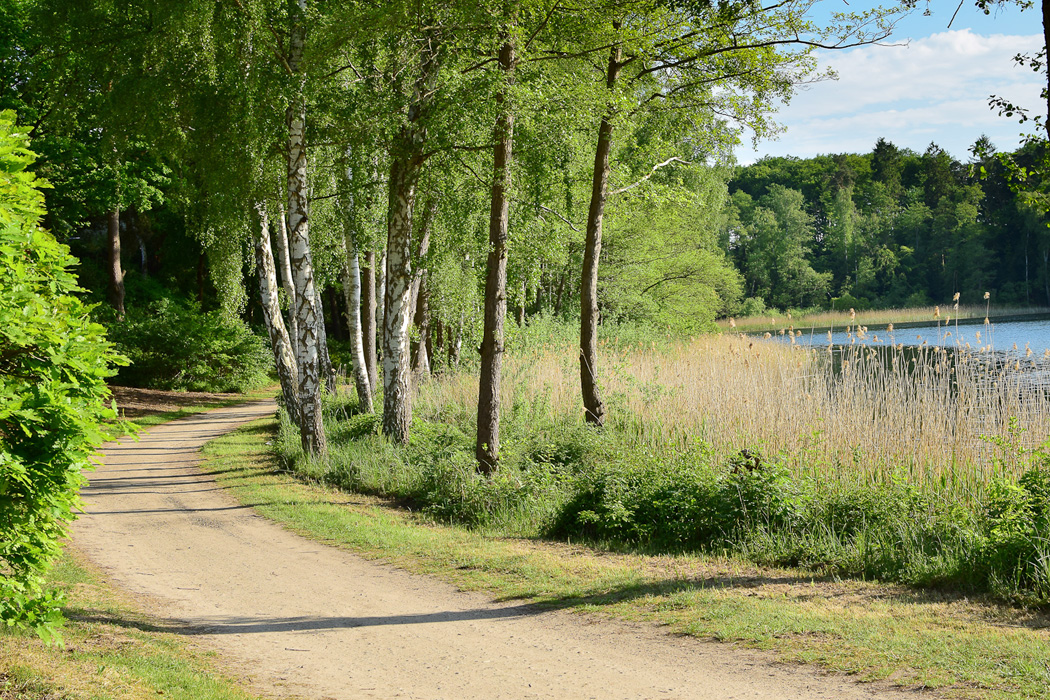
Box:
left=6, top=0, right=1050, bottom=644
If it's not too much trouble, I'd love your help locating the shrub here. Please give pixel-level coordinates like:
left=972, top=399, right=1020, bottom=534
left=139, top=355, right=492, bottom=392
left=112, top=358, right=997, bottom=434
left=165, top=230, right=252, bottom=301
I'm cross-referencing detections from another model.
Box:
left=107, top=299, right=272, bottom=392
left=981, top=464, right=1050, bottom=601
left=0, top=112, right=122, bottom=641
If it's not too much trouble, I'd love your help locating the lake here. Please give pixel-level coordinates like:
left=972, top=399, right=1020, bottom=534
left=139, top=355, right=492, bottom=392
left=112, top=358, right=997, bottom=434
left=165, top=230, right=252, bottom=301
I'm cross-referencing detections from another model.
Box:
left=778, top=314, right=1050, bottom=357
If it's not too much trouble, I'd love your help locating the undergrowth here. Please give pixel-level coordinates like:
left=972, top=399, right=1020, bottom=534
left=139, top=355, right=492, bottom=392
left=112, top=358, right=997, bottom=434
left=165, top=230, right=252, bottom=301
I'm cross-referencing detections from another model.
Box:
left=276, top=387, right=1050, bottom=607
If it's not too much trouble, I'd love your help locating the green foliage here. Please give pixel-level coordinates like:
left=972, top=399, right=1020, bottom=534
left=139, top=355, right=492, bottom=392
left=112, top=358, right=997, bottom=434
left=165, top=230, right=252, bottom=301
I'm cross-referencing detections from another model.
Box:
left=0, top=111, right=121, bottom=641
left=981, top=464, right=1050, bottom=601
left=105, top=299, right=271, bottom=393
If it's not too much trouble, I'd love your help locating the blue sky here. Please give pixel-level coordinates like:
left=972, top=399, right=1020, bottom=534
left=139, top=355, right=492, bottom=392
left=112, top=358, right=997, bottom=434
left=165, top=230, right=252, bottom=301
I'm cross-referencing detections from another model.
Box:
left=738, top=1, right=1045, bottom=163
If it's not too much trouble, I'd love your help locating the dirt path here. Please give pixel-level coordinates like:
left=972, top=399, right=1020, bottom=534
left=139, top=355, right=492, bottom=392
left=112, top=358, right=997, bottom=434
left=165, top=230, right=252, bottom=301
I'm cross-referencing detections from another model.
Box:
left=74, top=402, right=905, bottom=700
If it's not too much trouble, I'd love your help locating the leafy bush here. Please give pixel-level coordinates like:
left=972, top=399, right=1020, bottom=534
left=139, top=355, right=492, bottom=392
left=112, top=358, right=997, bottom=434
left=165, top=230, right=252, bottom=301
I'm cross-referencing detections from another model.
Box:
left=106, top=299, right=272, bottom=392
left=981, top=464, right=1050, bottom=601
left=0, top=112, right=122, bottom=641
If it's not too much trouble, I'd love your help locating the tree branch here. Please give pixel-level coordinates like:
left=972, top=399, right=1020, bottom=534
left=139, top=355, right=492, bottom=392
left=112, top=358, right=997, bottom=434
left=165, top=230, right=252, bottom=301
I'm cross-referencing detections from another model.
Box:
left=611, top=157, right=692, bottom=196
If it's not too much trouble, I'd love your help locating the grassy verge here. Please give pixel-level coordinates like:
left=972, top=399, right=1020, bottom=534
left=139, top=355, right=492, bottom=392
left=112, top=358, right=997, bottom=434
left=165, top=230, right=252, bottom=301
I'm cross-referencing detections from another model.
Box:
left=202, top=417, right=1050, bottom=700
left=0, top=551, right=263, bottom=700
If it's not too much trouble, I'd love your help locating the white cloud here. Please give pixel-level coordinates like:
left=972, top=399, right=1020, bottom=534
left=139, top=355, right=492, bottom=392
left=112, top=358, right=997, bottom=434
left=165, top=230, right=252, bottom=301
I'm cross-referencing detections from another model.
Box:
left=742, top=30, right=1045, bottom=162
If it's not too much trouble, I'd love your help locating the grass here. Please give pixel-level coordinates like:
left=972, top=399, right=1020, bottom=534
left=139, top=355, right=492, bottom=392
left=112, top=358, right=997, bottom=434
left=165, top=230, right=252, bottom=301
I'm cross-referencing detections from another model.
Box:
left=0, top=551, right=261, bottom=700
left=718, top=304, right=1050, bottom=334
left=416, top=333, right=1050, bottom=491
left=202, top=417, right=1050, bottom=699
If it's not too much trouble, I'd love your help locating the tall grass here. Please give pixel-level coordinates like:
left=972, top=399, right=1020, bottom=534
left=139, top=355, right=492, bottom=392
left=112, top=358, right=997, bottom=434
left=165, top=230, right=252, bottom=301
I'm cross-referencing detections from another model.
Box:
left=417, top=333, right=1050, bottom=496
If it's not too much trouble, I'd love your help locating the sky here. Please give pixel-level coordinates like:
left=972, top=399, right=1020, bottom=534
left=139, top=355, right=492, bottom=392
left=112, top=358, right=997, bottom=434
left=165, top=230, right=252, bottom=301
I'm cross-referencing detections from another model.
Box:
left=738, top=1, right=1045, bottom=163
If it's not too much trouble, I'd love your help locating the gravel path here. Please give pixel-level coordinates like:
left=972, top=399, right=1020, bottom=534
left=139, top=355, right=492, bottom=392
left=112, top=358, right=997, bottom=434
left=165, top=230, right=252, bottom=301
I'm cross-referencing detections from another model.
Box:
left=73, top=401, right=904, bottom=700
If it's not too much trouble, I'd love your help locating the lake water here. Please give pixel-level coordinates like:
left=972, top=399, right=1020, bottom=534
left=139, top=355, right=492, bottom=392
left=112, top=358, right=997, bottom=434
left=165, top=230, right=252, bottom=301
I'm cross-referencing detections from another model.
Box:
left=779, top=314, right=1050, bottom=357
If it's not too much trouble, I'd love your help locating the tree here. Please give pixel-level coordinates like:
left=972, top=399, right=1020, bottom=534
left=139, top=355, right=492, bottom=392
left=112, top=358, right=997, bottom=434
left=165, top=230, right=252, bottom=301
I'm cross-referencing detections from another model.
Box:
left=572, top=0, right=901, bottom=425
left=0, top=112, right=121, bottom=640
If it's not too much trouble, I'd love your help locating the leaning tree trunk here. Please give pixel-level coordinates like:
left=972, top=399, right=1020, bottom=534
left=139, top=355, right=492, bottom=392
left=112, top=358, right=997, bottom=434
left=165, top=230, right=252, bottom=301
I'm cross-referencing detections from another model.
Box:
left=252, top=203, right=300, bottom=426
left=409, top=197, right=435, bottom=376
left=285, top=1, right=327, bottom=455
left=579, top=39, right=622, bottom=427
left=107, top=207, right=125, bottom=319
left=341, top=231, right=374, bottom=412
left=382, top=36, right=440, bottom=445
left=314, top=286, right=337, bottom=394
left=412, top=273, right=432, bottom=375
left=361, top=250, right=378, bottom=392
left=476, top=37, right=516, bottom=474
left=274, top=204, right=300, bottom=360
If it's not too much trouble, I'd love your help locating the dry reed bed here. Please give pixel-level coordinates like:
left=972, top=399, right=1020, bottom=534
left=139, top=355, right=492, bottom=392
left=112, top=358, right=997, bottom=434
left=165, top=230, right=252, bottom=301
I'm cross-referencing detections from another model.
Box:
left=418, top=334, right=1050, bottom=494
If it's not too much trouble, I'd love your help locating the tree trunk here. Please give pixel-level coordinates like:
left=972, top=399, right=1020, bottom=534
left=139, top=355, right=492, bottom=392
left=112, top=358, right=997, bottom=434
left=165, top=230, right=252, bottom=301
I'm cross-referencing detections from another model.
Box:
left=326, top=286, right=344, bottom=341
left=361, top=249, right=378, bottom=392
left=107, top=207, right=125, bottom=319
left=274, top=203, right=300, bottom=360
left=579, top=38, right=622, bottom=427
left=286, top=1, right=327, bottom=455
left=314, top=286, right=337, bottom=394
left=341, top=232, right=374, bottom=412
left=409, top=197, right=435, bottom=377
left=383, top=155, right=420, bottom=444
left=252, top=203, right=300, bottom=426
left=476, top=37, right=516, bottom=474
left=409, top=197, right=436, bottom=314
left=449, top=317, right=463, bottom=367
left=382, top=35, right=440, bottom=445
left=412, top=272, right=432, bottom=375
left=377, top=248, right=386, bottom=356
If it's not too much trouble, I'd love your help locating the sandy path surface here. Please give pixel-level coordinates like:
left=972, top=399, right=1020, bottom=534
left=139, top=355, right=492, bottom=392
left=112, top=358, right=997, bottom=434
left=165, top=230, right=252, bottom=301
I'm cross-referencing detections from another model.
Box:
left=73, top=402, right=904, bottom=700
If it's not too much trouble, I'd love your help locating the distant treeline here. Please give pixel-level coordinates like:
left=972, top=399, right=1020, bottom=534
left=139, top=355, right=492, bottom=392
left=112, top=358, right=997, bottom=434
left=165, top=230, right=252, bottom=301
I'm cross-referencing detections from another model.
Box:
left=724, top=137, right=1049, bottom=313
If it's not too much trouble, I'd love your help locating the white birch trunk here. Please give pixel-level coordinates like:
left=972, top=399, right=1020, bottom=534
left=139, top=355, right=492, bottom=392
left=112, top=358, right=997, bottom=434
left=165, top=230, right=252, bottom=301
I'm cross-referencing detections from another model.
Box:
left=340, top=231, right=374, bottom=411
left=313, top=285, right=337, bottom=394
left=382, top=157, right=417, bottom=444
left=252, top=202, right=300, bottom=426
left=274, top=204, right=299, bottom=360
left=285, top=0, right=327, bottom=454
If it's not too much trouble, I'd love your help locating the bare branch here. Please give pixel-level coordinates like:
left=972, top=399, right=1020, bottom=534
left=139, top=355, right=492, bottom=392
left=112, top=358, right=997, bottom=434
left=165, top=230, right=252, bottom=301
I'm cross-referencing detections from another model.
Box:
left=611, top=157, right=692, bottom=196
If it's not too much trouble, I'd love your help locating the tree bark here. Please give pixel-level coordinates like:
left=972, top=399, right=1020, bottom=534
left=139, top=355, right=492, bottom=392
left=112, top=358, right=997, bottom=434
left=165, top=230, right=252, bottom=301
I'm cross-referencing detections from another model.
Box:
left=107, top=207, right=125, bottom=319
left=341, top=231, right=374, bottom=412
left=449, top=317, right=463, bottom=367
left=476, top=37, right=516, bottom=474
left=579, top=38, right=622, bottom=427
left=286, top=0, right=327, bottom=455
left=274, top=203, right=299, bottom=360
left=314, top=286, right=337, bottom=394
left=252, top=202, right=301, bottom=426
left=382, top=34, right=440, bottom=445
left=409, top=197, right=435, bottom=376
left=412, top=272, right=432, bottom=375
left=326, top=286, right=344, bottom=341
left=383, top=155, right=420, bottom=444
left=361, top=249, right=378, bottom=392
